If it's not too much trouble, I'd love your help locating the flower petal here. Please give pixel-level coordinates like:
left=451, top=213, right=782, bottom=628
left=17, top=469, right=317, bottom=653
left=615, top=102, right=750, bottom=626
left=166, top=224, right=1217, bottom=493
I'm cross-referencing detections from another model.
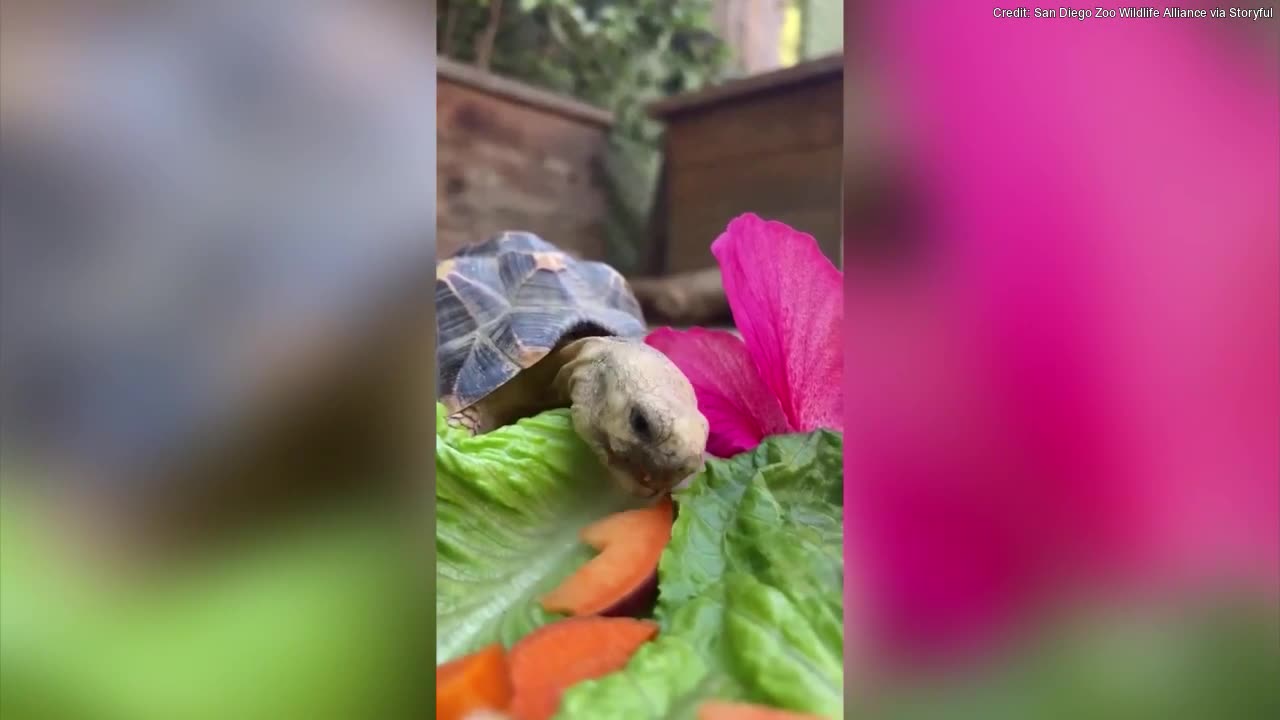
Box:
left=711, top=214, right=843, bottom=433
left=645, top=327, right=790, bottom=458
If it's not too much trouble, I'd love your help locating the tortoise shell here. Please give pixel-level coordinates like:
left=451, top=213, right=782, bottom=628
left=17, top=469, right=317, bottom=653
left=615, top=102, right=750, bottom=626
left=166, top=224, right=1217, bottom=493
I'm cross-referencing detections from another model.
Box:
left=436, top=232, right=646, bottom=413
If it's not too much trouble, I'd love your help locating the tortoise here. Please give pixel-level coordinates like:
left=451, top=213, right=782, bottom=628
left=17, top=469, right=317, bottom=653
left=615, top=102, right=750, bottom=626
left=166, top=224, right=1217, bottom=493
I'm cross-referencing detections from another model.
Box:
left=436, top=232, right=709, bottom=497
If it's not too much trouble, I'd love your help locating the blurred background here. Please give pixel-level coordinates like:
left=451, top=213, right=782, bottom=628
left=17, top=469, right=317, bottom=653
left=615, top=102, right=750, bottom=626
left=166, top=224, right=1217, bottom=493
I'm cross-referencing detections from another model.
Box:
left=0, top=1, right=849, bottom=718
left=2, top=0, right=1276, bottom=718
left=842, top=3, right=1279, bottom=718
left=436, top=0, right=844, bottom=328
left=1, top=1, right=435, bottom=718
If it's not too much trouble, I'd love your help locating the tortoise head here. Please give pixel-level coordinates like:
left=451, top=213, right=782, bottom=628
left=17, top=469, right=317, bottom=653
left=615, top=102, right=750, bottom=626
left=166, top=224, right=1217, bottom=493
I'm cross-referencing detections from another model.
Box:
left=556, top=337, right=708, bottom=498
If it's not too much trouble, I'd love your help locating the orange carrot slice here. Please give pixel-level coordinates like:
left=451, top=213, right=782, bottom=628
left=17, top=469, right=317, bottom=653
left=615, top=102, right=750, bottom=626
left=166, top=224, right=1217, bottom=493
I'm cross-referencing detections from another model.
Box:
left=436, top=644, right=513, bottom=720
left=508, top=617, right=659, bottom=720
left=540, top=498, right=673, bottom=616
left=697, top=700, right=829, bottom=720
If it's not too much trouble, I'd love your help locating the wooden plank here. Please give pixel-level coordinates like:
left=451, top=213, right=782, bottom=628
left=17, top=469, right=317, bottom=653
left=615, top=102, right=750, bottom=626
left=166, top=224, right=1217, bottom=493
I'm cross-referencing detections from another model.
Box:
left=437, top=78, right=610, bottom=260
left=438, top=81, right=606, bottom=181
left=648, top=53, right=842, bottom=118
left=664, top=77, right=840, bottom=170
left=664, top=145, right=841, bottom=273
left=437, top=55, right=614, bottom=128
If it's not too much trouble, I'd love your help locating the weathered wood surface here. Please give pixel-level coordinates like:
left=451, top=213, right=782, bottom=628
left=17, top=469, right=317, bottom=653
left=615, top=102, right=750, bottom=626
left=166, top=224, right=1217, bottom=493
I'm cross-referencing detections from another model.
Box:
left=437, top=58, right=614, bottom=261
left=437, top=57, right=613, bottom=126
left=650, top=54, right=843, bottom=274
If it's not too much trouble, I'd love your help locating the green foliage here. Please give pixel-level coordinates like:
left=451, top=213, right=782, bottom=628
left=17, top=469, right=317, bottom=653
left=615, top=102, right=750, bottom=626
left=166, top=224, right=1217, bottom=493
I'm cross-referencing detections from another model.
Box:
left=438, top=0, right=728, bottom=272
left=558, top=430, right=846, bottom=719
left=433, top=406, right=845, bottom=718
left=434, top=404, right=642, bottom=663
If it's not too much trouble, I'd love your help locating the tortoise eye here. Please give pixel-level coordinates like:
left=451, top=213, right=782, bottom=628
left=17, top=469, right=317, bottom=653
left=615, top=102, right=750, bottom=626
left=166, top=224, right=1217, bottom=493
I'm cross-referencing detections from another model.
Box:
left=629, top=407, right=652, bottom=440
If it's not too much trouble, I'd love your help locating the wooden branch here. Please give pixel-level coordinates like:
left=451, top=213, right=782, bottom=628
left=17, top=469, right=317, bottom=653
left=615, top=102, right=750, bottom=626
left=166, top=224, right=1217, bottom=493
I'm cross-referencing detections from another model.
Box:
left=441, top=0, right=458, bottom=57
left=475, top=0, right=504, bottom=71
left=629, top=267, right=730, bottom=326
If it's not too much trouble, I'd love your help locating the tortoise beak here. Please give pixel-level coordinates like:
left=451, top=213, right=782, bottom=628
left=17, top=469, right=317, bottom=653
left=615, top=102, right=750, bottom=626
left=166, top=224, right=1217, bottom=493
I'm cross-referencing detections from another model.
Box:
left=602, top=446, right=687, bottom=497
left=627, top=470, right=665, bottom=497
left=603, top=449, right=655, bottom=496
left=645, top=455, right=706, bottom=494
left=638, top=471, right=682, bottom=496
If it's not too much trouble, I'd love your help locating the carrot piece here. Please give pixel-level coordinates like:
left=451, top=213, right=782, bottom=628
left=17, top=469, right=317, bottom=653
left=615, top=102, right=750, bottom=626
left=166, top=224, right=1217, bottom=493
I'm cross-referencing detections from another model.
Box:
left=436, top=644, right=513, bottom=720
left=697, top=700, right=829, bottom=720
left=508, top=617, right=659, bottom=720
left=540, top=498, right=673, bottom=616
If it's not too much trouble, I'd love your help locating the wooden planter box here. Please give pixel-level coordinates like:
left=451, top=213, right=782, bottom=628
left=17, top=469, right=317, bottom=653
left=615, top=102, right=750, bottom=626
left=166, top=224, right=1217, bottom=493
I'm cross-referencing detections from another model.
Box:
left=648, top=54, right=843, bottom=274
left=437, top=57, right=614, bottom=260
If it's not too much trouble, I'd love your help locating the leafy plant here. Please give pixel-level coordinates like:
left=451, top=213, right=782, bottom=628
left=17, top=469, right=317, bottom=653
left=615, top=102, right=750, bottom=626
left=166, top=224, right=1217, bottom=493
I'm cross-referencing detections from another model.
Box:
left=434, top=404, right=642, bottom=663
left=438, top=0, right=728, bottom=272
left=557, top=430, right=845, bottom=719
left=433, top=397, right=846, bottom=718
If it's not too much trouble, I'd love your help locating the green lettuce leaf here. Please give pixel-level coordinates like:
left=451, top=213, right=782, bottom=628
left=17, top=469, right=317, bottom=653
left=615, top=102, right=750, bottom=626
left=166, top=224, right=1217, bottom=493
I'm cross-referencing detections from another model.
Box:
left=435, top=403, right=641, bottom=663
left=655, top=431, right=842, bottom=617
left=722, top=572, right=843, bottom=716
left=556, top=588, right=748, bottom=720
left=556, top=430, right=845, bottom=719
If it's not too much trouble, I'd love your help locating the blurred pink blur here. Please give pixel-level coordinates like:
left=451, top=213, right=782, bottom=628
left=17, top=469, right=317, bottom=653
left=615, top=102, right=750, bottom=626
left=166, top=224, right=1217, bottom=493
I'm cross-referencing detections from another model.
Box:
left=845, top=2, right=1278, bottom=666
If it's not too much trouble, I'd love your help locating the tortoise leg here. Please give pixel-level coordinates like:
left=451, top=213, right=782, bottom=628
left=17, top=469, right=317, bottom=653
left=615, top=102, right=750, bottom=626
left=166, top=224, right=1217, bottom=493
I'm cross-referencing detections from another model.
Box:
left=450, top=365, right=568, bottom=435
left=445, top=406, right=484, bottom=435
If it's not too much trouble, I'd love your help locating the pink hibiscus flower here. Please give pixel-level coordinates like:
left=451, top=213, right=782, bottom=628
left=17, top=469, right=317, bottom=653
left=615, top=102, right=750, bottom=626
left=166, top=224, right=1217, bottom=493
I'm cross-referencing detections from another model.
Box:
left=646, top=214, right=843, bottom=458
